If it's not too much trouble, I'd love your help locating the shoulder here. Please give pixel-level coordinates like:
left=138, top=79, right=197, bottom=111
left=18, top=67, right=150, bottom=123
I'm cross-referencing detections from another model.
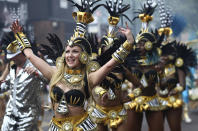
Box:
left=86, top=61, right=100, bottom=74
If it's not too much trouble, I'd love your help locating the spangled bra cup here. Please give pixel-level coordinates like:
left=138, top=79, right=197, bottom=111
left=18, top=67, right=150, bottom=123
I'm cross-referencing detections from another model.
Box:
left=161, top=77, right=178, bottom=91
left=51, top=86, right=85, bottom=106
left=131, top=69, right=158, bottom=84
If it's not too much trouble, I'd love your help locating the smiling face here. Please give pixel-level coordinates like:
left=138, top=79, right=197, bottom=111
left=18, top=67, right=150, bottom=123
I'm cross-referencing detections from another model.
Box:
left=65, top=46, right=82, bottom=69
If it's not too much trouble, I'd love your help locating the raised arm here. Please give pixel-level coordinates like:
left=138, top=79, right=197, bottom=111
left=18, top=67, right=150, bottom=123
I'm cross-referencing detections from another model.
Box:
left=10, top=20, right=55, bottom=80
left=89, top=23, right=134, bottom=87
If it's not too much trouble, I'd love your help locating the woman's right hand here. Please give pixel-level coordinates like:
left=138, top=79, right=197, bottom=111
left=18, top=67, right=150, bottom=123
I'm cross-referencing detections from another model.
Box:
left=119, top=22, right=134, bottom=44
left=10, top=20, right=23, bottom=34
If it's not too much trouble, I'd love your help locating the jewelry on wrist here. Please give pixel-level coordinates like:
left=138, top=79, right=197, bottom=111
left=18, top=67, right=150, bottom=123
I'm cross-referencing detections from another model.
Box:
left=123, top=40, right=133, bottom=51
left=112, top=40, right=132, bottom=63
left=15, top=32, right=31, bottom=51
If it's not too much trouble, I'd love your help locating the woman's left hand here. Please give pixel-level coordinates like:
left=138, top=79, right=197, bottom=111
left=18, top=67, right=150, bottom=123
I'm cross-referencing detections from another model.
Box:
left=119, top=22, right=134, bottom=44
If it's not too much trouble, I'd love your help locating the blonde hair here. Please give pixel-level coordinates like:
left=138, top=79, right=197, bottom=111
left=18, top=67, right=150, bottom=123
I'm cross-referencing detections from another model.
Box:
left=50, top=52, right=66, bottom=90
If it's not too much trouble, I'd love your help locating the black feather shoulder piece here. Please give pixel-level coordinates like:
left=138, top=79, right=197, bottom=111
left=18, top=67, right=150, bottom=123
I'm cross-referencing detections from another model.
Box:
left=160, top=40, right=176, bottom=56
left=124, top=48, right=140, bottom=69
left=0, top=32, right=15, bottom=50
left=40, top=33, right=64, bottom=63
left=86, top=33, right=99, bottom=55
left=173, top=41, right=197, bottom=73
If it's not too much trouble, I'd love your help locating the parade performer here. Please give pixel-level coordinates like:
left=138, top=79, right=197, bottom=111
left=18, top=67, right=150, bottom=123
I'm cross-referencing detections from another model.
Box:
left=158, top=41, right=197, bottom=131
left=157, top=0, right=197, bottom=130
left=88, top=0, right=131, bottom=130
left=124, top=1, right=166, bottom=131
left=0, top=32, right=46, bottom=131
left=10, top=0, right=135, bottom=130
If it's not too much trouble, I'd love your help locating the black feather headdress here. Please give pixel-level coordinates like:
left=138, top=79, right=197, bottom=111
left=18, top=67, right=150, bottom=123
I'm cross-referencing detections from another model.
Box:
left=133, top=0, right=157, bottom=22
left=99, top=0, right=132, bottom=24
left=67, top=0, right=101, bottom=13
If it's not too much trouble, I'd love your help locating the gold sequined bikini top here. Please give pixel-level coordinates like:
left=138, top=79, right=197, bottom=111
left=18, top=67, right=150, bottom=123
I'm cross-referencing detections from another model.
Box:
left=131, top=69, right=158, bottom=87
left=51, top=68, right=90, bottom=106
left=51, top=86, right=85, bottom=106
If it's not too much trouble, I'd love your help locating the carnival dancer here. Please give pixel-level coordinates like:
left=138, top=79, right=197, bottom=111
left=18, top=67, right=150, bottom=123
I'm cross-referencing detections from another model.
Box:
left=0, top=31, right=46, bottom=131
left=10, top=0, right=135, bottom=130
left=123, top=1, right=166, bottom=131
left=158, top=41, right=197, bottom=131
left=157, top=0, right=197, bottom=130
left=88, top=0, right=132, bottom=130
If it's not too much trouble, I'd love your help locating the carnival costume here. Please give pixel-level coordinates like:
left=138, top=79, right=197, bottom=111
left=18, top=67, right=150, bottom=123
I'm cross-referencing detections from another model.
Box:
left=158, top=41, right=197, bottom=107
left=157, top=0, right=197, bottom=111
left=155, top=1, right=197, bottom=130
left=0, top=32, right=45, bottom=131
left=88, top=0, right=131, bottom=128
left=44, top=1, right=102, bottom=130
left=124, top=0, right=164, bottom=112
left=11, top=0, right=135, bottom=130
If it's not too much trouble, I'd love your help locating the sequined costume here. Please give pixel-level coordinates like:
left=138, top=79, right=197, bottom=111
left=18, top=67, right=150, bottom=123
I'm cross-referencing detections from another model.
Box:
left=49, top=67, right=97, bottom=131
left=37, top=1, right=102, bottom=130
left=10, top=0, right=134, bottom=130
left=88, top=0, right=131, bottom=128
left=158, top=41, right=197, bottom=109
left=90, top=71, right=128, bottom=128
left=124, top=64, right=161, bottom=112
left=157, top=0, right=197, bottom=110
left=0, top=60, right=44, bottom=131
left=124, top=29, right=163, bottom=112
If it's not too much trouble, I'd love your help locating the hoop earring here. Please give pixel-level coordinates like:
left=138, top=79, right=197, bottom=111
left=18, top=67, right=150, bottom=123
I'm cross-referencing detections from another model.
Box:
left=79, top=52, right=89, bottom=64
left=144, top=41, right=153, bottom=51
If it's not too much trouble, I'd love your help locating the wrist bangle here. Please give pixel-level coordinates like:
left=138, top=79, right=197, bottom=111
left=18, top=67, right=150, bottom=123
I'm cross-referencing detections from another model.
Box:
left=15, top=32, right=31, bottom=51
left=123, top=40, right=133, bottom=51
left=112, top=40, right=132, bottom=63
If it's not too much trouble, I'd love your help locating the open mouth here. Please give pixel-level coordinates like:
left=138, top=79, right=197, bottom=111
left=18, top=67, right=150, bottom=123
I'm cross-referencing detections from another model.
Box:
left=67, top=58, right=75, bottom=64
